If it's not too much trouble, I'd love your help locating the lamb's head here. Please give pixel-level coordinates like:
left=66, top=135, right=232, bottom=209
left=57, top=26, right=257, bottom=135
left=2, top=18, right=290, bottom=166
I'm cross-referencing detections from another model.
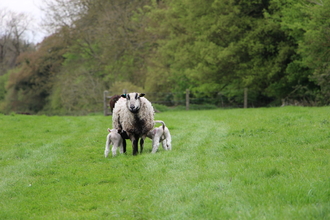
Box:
left=121, top=92, right=145, bottom=113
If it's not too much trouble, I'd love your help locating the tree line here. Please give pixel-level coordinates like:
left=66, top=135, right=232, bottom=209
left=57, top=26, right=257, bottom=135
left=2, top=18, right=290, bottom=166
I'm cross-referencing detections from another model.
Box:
left=0, top=0, right=329, bottom=114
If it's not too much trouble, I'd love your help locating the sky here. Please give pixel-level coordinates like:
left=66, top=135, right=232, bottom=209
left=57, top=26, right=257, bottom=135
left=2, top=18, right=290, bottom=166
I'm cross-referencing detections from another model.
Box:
left=0, top=0, right=48, bottom=43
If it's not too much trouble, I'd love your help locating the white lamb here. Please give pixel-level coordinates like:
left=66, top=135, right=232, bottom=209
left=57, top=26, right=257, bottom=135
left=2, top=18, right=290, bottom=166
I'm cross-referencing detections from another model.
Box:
left=112, top=93, right=155, bottom=155
left=104, top=128, right=123, bottom=157
left=147, top=120, right=172, bottom=153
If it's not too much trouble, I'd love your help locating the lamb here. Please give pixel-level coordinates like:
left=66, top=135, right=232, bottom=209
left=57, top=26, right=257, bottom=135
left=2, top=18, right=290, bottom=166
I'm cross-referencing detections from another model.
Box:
left=147, top=120, right=172, bottom=153
left=104, top=128, right=123, bottom=157
left=112, top=92, right=154, bottom=155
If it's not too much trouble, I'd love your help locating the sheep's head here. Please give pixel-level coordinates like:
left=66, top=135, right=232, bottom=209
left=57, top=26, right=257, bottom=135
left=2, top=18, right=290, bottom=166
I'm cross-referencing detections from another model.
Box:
left=121, top=92, right=145, bottom=113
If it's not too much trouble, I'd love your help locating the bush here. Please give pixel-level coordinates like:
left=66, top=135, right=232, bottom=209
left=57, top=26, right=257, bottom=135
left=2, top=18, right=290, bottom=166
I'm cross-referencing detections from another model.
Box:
left=152, top=103, right=170, bottom=112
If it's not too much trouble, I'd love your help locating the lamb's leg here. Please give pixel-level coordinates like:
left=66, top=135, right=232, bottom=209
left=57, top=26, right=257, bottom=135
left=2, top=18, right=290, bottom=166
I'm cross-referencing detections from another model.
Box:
left=105, top=133, right=111, bottom=158
left=164, top=129, right=172, bottom=150
left=167, top=140, right=172, bottom=150
left=112, top=143, right=117, bottom=157
left=151, top=138, right=160, bottom=153
left=119, top=139, right=124, bottom=154
left=161, top=139, right=168, bottom=150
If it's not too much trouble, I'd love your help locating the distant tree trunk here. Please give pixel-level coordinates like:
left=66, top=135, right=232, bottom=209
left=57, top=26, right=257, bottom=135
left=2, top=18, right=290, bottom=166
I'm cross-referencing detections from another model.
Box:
left=104, top=90, right=108, bottom=116
left=186, top=89, right=189, bottom=110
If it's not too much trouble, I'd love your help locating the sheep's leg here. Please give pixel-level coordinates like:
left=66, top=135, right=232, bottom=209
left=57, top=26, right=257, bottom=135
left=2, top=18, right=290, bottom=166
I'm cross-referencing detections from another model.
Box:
left=119, top=130, right=127, bottom=154
left=139, top=138, right=144, bottom=153
left=132, top=135, right=139, bottom=155
left=105, top=134, right=111, bottom=158
left=122, top=139, right=127, bottom=153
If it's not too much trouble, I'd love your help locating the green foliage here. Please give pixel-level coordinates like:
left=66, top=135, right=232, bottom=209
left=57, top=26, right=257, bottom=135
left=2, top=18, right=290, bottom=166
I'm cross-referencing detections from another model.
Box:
left=3, top=34, right=68, bottom=113
left=3, top=0, right=330, bottom=114
left=45, top=65, right=104, bottom=115
left=152, top=103, right=170, bottom=112
left=296, top=1, right=330, bottom=103
left=0, top=72, right=8, bottom=101
left=0, top=107, right=330, bottom=219
left=0, top=73, right=9, bottom=113
left=146, top=0, right=317, bottom=104
left=263, top=0, right=319, bottom=102
left=108, top=81, right=144, bottom=95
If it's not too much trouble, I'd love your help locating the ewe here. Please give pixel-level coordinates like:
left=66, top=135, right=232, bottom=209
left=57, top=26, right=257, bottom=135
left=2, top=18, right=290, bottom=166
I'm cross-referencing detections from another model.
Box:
left=112, top=93, right=154, bottom=155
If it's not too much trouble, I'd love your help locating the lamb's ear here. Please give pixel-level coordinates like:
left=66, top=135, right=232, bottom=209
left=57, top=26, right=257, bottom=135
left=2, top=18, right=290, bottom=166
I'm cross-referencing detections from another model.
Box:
left=121, top=94, right=126, bottom=98
left=139, top=93, right=145, bottom=97
left=107, top=128, right=111, bottom=132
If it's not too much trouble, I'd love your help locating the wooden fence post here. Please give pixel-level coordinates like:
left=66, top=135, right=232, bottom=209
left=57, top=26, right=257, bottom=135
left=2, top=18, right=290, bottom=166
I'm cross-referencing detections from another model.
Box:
left=104, top=90, right=108, bottom=116
left=244, top=88, right=248, bottom=108
left=186, top=89, right=190, bottom=110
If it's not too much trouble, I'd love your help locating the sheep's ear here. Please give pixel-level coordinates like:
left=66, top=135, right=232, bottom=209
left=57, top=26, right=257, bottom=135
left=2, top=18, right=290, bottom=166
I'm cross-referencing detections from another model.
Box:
left=139, top=93, right=145, bottom=97
left=121, top=94, right=126, bottom=98
left=107, top=128, right=111, bottom=132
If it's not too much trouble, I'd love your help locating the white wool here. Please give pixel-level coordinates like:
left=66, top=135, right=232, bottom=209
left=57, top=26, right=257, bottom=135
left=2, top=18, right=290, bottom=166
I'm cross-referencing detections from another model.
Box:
left=112, top=95, right=155, bottom=138
left=104, top=128, right=123, bottom=157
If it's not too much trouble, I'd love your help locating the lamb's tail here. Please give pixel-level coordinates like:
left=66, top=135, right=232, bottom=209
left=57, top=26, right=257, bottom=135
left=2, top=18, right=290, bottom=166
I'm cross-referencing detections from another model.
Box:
left=154, top=120, right=166, bottom=130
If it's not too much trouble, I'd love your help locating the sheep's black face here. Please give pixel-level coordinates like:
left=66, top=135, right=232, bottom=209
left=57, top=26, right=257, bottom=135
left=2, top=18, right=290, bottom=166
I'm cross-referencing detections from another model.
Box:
left=124, top=92, right=145, bottom=113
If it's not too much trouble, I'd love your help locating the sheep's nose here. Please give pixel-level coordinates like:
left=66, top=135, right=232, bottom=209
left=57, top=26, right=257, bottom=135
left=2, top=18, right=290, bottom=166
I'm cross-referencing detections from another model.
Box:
left=130, top=105, right=136, bottom=111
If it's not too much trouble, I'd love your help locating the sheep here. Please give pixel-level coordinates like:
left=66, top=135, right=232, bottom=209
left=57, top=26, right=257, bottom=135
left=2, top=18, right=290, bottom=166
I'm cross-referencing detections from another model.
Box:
left=147, top=120, right=172, bottom=153
left=112, top=92, right=154, bottom=155
left=109, top=95, right=121, bottom=113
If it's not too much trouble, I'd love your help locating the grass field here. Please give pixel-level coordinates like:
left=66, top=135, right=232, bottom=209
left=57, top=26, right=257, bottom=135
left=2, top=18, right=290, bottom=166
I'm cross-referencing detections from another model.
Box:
left=0, top=107, right=329, bottom=219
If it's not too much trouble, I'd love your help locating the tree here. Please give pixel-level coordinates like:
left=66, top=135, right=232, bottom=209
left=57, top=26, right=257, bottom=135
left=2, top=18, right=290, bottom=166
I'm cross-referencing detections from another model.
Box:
left=145, top=0, right=324, bottom=106
left=263, top=0, right=324, bottom=105
left=38, top=0, right=152, bottom=113
left=0, top=9, right=36, bottom=75
left=4, top=33, right=68, bottom=113
left=146, top=0, right=277, bottom=103
left=298, top=1, right=330, bottom=103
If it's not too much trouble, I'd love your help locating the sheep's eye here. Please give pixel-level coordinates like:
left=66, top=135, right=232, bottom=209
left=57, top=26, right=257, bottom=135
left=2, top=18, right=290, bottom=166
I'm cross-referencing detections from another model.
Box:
left=135, top=93, right=138, bottom=99
left=127, top=94, right=130, bottom=100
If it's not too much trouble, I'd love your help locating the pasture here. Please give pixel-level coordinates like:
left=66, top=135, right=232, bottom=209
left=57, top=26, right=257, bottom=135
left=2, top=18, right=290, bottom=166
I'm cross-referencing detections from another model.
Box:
left=0, top=107, right=329, bottom=219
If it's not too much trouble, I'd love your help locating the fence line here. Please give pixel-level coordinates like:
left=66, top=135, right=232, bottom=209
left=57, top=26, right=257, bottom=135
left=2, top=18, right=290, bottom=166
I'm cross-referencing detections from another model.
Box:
left=186, top=89, right=189, bottom=111
left=103, top=89, right=251, bottom=115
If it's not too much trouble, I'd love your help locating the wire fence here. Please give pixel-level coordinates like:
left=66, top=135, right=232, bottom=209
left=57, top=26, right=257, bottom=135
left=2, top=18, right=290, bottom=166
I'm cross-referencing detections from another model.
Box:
left=103, top=89, right=252, bottom=115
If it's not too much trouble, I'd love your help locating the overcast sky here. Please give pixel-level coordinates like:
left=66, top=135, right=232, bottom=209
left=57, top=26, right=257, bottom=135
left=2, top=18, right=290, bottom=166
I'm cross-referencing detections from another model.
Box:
left=0, top=0, right=48, bottom=43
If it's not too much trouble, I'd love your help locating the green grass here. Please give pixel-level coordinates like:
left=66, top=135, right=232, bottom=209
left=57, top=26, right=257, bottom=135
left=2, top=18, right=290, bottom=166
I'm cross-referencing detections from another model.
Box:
left=0, top=107, right=329, bottom=219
